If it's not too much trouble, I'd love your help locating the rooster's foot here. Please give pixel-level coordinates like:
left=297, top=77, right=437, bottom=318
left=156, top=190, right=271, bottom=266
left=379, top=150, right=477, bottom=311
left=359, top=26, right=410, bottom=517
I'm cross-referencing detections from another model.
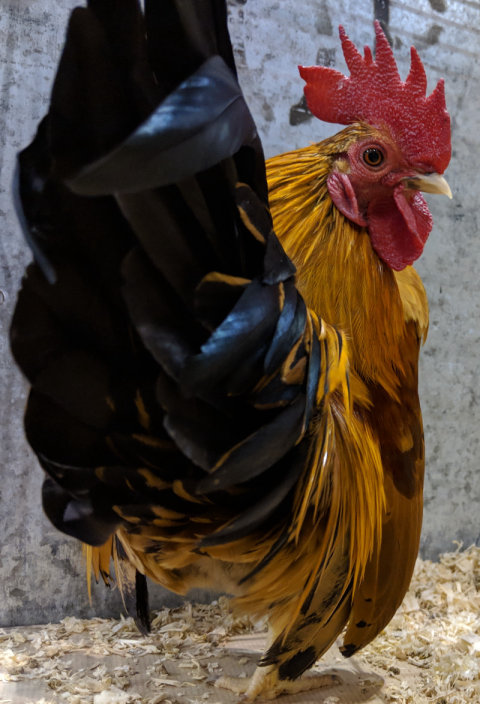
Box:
left=215, top=664, right=340, bottom=701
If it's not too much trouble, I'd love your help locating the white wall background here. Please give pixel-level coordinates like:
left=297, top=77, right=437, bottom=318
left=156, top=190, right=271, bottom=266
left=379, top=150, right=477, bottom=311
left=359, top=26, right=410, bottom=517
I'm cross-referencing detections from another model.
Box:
left=0, top=0, right=478, bottom=625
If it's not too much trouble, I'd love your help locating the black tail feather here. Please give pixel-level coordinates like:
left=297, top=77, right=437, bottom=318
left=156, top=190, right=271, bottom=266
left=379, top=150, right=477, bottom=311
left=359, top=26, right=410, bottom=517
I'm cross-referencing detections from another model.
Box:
left=11, top=0, right=326, bottom=581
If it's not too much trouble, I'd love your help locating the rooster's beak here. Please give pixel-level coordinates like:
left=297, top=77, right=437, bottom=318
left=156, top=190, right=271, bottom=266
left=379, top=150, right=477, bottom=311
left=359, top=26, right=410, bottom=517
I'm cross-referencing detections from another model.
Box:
left=404, top=172, right=452, bottom=199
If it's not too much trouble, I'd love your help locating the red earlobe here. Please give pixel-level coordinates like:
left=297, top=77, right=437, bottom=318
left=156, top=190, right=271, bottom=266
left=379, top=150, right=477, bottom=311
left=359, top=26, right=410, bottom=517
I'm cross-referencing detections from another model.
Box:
left=327, top=172, right=367, bottom=227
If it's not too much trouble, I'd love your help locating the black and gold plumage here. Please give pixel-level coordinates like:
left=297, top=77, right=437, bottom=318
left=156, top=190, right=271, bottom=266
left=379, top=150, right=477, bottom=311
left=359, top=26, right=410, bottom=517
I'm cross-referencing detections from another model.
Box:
left=10, top=2, right=451, bottom=700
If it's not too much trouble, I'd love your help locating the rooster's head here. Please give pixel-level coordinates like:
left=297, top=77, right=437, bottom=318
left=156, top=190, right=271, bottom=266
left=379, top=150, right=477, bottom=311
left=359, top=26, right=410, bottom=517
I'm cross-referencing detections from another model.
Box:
left=299, top=22, right=452, bottom=271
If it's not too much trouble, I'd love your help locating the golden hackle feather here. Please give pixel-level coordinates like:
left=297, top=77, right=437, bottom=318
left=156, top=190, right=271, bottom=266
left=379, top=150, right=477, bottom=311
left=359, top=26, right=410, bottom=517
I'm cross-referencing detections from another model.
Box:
left=275, top=394, right=384, bottom=636
left=201, top=380, right=384, bottom=640
left=267, top=124, right=414, bottom=400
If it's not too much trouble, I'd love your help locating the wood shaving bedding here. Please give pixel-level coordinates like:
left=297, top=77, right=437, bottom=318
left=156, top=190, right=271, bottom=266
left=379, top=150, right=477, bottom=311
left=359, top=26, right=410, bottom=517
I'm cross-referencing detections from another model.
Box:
left=0, top=546, right=479, bottom=703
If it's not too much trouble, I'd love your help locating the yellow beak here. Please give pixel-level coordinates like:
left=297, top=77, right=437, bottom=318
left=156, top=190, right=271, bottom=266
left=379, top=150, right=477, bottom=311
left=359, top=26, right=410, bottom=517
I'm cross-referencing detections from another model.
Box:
left=404, top=172, right=452, bottom=199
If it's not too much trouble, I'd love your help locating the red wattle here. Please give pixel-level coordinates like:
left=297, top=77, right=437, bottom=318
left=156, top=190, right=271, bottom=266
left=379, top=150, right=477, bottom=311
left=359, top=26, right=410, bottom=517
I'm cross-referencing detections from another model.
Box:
left=367, top=187, right=432, bottom=271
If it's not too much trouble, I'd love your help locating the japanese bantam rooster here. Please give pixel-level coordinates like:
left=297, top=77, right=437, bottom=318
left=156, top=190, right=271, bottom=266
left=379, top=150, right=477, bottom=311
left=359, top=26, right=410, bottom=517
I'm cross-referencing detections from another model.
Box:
left=10, top=1, right=451, bottom=701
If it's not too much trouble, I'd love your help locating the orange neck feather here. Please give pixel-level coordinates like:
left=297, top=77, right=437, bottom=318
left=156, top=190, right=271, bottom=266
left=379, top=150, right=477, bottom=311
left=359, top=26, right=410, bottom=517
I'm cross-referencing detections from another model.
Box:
left=267, top=126, right=413, bottom=398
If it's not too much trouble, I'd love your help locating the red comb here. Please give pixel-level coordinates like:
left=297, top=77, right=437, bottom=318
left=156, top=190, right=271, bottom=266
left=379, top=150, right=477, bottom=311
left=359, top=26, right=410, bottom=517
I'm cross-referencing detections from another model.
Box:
left=299, top=22, right=451, bottom=173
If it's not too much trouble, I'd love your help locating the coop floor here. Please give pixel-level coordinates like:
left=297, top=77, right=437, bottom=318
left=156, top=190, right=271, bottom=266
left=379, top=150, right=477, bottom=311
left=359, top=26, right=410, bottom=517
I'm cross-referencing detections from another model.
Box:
left=1, top=547, right=480, bottom=704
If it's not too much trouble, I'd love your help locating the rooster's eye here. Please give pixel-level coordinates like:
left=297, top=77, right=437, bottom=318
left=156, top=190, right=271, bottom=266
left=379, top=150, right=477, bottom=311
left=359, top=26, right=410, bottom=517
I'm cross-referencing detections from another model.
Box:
left=363, top=148, right=384, bottom=167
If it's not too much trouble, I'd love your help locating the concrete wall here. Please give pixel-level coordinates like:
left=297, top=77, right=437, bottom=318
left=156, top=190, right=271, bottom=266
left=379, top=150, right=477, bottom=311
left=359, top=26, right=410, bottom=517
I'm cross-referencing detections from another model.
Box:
left=0, top=0, right=478, bottom=625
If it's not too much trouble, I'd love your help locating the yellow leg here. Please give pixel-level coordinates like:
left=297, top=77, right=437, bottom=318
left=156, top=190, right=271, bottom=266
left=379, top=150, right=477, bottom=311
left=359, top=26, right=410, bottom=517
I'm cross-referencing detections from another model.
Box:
left=216, top=663, right=340, bottom=701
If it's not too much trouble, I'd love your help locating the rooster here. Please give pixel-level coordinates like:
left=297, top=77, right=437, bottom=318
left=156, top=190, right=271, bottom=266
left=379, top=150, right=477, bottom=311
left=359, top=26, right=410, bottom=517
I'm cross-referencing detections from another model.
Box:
left=10, top=1, right=451, bottom=701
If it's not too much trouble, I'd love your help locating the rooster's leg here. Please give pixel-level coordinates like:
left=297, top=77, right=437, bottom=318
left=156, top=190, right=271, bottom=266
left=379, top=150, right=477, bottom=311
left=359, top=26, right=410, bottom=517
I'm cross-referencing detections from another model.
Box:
left=217, top=547, right=352, bottom=700
left=216, top=664, right=339, bottom=701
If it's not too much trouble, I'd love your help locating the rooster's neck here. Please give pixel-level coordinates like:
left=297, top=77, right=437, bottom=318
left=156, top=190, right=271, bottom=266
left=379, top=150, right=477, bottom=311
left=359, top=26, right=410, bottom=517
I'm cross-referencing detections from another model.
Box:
left=267, top=141, right=416, bottom=396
